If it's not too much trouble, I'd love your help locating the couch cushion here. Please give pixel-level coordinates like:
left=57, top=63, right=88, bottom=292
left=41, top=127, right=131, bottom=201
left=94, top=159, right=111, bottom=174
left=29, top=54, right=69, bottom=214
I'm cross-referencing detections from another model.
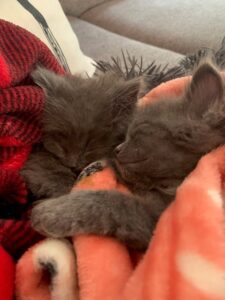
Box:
left=59, top=0, right=110, bottom=17
left=80, top=0, right=225, bottom=54
left=69, top=17, right=183, bottom=67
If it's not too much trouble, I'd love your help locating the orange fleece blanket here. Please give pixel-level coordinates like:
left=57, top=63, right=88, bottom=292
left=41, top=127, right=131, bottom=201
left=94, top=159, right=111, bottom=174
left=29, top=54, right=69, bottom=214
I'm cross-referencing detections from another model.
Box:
left=16, top=76, right=225, bottom=300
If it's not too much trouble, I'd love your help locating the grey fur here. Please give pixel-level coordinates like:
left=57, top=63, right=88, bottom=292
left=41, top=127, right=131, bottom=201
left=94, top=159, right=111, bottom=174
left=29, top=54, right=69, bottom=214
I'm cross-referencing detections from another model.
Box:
left=31, top=60, right=225, bottom=250
left=21, top=68, right=141, bottom=199
left=22, top=61, right=184, bottom=200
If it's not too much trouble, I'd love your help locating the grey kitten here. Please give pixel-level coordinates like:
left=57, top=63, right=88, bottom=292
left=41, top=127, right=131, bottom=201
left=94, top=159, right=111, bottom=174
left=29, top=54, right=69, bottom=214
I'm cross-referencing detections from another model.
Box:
left=21, top=68, right=140, bottom=199
left=31, top=60, right=225, bottom=250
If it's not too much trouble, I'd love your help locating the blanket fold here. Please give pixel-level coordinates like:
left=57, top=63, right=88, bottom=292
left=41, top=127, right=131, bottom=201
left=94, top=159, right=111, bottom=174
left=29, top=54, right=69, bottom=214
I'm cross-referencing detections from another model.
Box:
left=16, top=238, right=79, bottom=300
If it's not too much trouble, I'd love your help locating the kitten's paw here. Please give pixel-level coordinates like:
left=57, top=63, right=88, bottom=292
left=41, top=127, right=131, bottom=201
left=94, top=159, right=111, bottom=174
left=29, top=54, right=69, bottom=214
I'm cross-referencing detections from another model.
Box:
left=31, top=192, right=98, bottom=237
left=31, top=198, right=75, bottom=237
left=76, top=160, right=107, bottom=183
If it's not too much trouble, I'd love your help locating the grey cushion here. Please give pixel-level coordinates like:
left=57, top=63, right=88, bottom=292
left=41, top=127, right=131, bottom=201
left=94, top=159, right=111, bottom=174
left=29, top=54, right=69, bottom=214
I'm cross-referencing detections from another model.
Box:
left=59, top=0, right=110, bottom=17
left=68, top=16, right=183, bottom=67
left=81, top=0, right=225, bottom=54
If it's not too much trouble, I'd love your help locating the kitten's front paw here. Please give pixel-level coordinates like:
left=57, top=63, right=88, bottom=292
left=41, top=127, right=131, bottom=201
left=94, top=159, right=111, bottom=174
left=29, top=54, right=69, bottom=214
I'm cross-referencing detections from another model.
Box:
left=31, top=198, right=74, bottom=237
left=31, top=192, right=98, bottom=237
left=76, top=160, right=107, bottom=183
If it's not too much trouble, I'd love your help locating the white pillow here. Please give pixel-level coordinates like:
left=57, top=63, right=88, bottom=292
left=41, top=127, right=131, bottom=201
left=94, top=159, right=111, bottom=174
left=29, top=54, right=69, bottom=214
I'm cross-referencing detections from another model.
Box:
left=0, top=0, right=95, bottom=76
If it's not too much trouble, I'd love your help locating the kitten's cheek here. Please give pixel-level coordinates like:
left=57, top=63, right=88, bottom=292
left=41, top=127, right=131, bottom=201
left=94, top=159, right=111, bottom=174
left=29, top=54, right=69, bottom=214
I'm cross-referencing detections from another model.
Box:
left=116, top=160, right=135, bottom=181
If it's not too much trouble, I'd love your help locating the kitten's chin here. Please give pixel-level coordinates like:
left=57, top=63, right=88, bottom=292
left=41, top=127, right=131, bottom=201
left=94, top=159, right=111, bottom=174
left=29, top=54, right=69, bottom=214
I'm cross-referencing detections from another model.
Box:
left=111, top=158, right=154, bottom=193
left=110, top=158, right=136, bottom=185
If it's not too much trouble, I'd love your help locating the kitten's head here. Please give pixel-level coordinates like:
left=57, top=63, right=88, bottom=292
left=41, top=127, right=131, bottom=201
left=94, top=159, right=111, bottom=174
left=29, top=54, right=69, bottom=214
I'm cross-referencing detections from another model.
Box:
left=114, top=61, right=225, bottom=191
left=32, top=67, right=139, bottom=174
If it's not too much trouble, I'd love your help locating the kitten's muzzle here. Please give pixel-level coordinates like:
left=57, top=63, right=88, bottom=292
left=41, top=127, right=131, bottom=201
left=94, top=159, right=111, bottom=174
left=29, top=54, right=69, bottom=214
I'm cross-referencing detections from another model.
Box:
left=114, top=142, right=148, bottom=165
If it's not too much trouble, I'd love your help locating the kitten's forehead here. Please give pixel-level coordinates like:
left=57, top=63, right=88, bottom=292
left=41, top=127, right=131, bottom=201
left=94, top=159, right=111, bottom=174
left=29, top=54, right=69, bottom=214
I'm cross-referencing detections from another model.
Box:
left=133, top=97, right=185, bottom=127
left=48, top=81, right=111, bottom=124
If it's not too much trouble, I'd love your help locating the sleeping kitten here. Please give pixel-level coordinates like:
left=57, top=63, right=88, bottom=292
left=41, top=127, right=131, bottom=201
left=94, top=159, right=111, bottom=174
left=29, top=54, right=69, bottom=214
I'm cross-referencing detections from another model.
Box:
left=21, top=68, right=141, bottom=199
left=30, top=60, right=225, bottom=250
left=22, top=62, right=183, bottom=200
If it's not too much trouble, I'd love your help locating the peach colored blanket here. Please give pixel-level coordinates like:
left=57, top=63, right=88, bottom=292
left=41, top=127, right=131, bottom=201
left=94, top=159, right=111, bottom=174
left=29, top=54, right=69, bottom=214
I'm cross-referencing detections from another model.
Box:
left=16, top=76, right=225, bottom=300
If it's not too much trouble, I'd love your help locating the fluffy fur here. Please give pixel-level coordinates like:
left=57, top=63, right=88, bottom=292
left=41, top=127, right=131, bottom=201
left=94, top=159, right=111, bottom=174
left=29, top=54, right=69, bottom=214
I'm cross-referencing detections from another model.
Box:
left=21, top=68, right=141, bottom=199
left=31, top=60, right=225, bottom=250
left=21, top=61, right=185, bottom=200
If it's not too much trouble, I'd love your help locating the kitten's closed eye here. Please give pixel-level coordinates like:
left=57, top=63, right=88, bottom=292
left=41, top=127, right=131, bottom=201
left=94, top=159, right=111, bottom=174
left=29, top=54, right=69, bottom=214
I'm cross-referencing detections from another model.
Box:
left=44, top=138, right=66, bottom=159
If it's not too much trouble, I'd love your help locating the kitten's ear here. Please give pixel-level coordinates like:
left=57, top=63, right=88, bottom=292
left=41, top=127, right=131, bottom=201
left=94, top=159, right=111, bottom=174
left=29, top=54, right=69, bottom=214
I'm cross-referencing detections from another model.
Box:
left=186, top=62, right=224, bottom=115
left=31, top=67, right=65, bottom=94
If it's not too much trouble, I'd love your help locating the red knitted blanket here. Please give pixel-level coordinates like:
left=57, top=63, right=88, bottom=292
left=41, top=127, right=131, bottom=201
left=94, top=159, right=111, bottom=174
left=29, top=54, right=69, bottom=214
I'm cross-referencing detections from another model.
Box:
left=0, top=19, right=64, bottom=261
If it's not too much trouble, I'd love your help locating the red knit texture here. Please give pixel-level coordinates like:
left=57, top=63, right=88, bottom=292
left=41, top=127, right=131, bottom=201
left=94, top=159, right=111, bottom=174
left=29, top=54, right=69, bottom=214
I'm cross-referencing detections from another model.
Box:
left=0, top=19, right=65, bottom=291
left=0, top=18, right=65, bottom=299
